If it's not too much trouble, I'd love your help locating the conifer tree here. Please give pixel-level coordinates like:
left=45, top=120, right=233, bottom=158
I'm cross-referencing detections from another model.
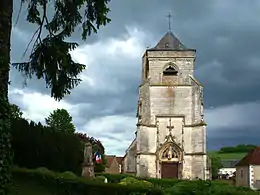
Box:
left=45, top=108, right=75, bottom=133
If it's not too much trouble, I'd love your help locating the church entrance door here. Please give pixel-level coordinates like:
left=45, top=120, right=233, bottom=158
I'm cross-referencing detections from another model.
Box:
left=161, top=162, right=179, bottom=179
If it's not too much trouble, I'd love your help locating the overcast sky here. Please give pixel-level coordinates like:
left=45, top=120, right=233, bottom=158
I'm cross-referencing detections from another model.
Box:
left=9, top=0, right=260, bottom=155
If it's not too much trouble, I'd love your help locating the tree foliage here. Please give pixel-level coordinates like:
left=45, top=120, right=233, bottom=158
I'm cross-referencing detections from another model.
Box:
left=76, top=133, right=106, bottom=173
left=9, top=104, right=23, bottom=120
left=209, top=154, right=223, bottom=179
left=0, top=0, right=111, bottom=192
left=45, top=108, right=75, bottom=133
left=11, top=118, right=83, bottom=173
left=219, top=144, right=257, bottom=153
left=11, top=118, right=106, bottom=174
left=13, top=0, right=111, bottom=100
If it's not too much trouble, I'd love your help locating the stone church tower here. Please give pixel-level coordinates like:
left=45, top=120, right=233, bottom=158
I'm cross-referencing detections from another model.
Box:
left=123, top=31, right=209, bottom=180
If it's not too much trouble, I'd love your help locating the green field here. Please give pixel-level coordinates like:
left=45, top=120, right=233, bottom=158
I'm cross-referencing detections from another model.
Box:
left=208, top=152, right=246, bottom=160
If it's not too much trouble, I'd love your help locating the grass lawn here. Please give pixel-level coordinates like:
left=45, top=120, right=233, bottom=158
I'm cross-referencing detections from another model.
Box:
left=208, top=151, right=246, bottom=160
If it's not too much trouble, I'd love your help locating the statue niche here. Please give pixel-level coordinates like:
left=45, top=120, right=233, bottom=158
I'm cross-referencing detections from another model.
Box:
left=158, top=142, right=182, bottom=163
left=161, top=145, right=180, bottom=161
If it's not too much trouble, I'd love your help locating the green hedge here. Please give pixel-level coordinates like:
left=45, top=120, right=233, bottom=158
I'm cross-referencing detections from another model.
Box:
left=11, top=119, right=106, bottom=175
left=96, top=173, right=259, bottom=195
left=11, top=168, right=163, bottom=195
left=95, top=173, right=180, bottom=188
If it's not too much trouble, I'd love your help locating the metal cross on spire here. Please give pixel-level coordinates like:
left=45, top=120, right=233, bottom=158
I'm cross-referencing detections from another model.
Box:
left=166, top=11, right=172, bottom=31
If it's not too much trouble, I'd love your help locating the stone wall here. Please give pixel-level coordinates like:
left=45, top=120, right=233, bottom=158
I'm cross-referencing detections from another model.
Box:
left=190, top=154, right=207, bottom=179
left=253, top=165, right=260, bottom=189
left=136, top=126, right=157, bottom=154
left=123, top=140, right=137, bottom=173
left=145, top=50, right=195, bottom=86
left=138, top=81, right=151, bottom=125
left=149, top=86, right=193, bottom=124
left=156, top=117, right=184, bottom=146
left=236, top=166, right=250, bottom=187
left=191, top=126, right=205, bottom=153
left=136, top=154, right=157, bottom=178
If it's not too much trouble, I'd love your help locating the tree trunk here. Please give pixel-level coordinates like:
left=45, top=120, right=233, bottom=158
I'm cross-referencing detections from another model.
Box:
left=0, top=0, right=13, bottom=194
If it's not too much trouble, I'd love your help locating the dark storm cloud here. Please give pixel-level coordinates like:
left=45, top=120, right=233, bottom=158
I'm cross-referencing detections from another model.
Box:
left=10, top=0, right=260, bottom=151
left=207, top=126, right=260, bottom=151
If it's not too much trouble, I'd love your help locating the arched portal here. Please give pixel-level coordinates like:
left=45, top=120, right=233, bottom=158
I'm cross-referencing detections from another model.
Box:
left=157, top=141, right=183, bottom=179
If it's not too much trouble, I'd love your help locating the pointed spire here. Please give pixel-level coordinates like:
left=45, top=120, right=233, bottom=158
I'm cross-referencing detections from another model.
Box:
left=150, top=31, right=189, bottom=51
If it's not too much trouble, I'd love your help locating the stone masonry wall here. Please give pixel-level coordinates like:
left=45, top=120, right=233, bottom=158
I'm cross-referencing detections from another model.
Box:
left=190, top=155, right=207, bottom=179
left=136, top=154, right=157, bottom=178
left=191, top=126, right=205, bottom=153
left=139, top=81, right=151, bottom=125
left=156, top=117, right=183, bottom=146
left=124, top=140, right=137, bottom=173
left=136, top=126, right=157, bottom=154
left=150, top=86, right=193, bottom=125
left=146, top=50, right=195, bottom=86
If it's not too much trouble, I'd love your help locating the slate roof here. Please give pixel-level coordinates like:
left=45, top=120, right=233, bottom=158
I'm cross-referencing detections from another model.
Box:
left=148, top=31, right=195, bottom=51
left=236, top=146, right=260, bottom=166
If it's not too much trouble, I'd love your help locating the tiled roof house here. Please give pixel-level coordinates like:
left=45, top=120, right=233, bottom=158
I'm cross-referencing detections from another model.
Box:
left=235, top=146, right=260, bottom=189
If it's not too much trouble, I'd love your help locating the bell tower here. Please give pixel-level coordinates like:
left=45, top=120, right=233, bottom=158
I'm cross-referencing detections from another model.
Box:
left=135, top=30, right=208, bottom=180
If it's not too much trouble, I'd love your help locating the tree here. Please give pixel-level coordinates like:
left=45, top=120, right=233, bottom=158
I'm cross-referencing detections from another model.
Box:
left=76, top=133, right=106, bottom=172
left=209, top=154, right=222, bottom=179
left=0, top=0, right=110, bottom=193
left=11, top=118, right=83, bottom=174
left=45, top=108, right=75, bottom=133
left=9, top=104, right=23, bottom=119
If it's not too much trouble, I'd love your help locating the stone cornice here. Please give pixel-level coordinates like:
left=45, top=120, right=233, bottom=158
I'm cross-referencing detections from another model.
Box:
left=150, top=84, right=192, bottom=87
left=136, top=123, right=156, bottom=128
left=136, top=152, right=156, bottom=155
left=136, top=152, right=207, bottom=156
left=137, top=120, right=207, bottom=128
left=184, top=121, right=207, bottom=127
left=156, top=114, right=185, bottom=118
left=139, top=83, right=194, bottom=88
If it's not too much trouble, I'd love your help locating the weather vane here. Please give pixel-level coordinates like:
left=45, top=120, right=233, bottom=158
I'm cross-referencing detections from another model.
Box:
left=166, top=11, right=172, bottom=31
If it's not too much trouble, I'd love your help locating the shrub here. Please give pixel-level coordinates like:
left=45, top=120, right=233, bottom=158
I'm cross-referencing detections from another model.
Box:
left=12, top=167, right=163, bottom=195
left=96, top=174, right=258, bottom=195
left=96, top=173, right=180, bottom=188
left=145, top=177, right=180, bottom=188
left=163, top=180, right=257, bottom=195
left=61, top=171, right=77, bottom=179
left=95, top=173, right=131, bottom=183
left=90, top=176, right=108, bottom=184
left=119, top=177, right=153, bottom=188
left=35, top=167, right=52, bottom=174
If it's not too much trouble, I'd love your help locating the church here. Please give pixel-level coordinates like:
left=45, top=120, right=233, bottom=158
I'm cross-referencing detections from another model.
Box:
left=122, top=30, right=210, bottom=180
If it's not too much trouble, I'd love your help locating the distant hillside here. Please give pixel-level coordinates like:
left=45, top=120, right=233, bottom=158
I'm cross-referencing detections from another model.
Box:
left=208, top=151, right=246, bottom=160
left=208, top=144, right=257, bottom=160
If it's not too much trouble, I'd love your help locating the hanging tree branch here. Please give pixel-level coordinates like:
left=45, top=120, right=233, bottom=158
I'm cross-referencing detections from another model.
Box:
left=12, top=0, right=111, bottom=100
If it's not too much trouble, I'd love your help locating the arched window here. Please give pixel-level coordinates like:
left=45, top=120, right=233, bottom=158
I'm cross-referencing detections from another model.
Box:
left=163, top=65, right=178, bottom=76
